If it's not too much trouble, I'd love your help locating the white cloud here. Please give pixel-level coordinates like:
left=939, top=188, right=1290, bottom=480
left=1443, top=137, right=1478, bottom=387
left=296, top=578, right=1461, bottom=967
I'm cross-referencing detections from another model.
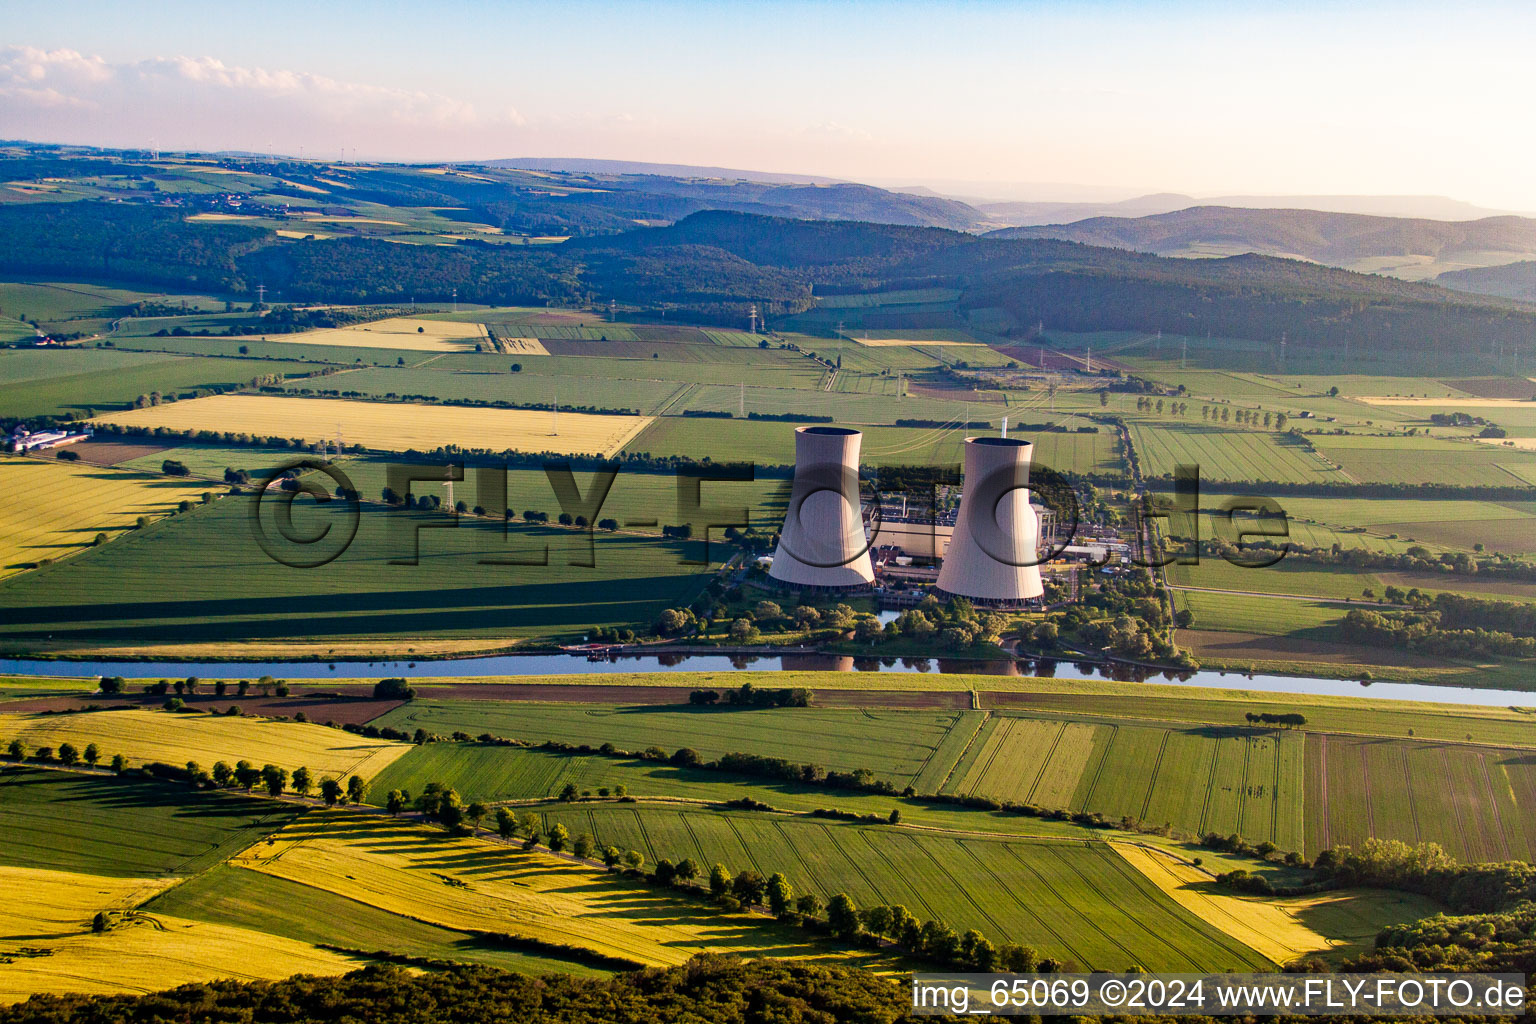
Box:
left=0, top=46, right=524, bottom=155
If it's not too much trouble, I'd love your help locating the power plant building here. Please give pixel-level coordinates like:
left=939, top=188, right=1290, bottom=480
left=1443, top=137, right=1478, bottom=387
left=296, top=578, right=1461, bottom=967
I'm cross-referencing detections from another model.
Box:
left=935, top=436, right=1045, bottom=608
left=768, top=426, right=875, bottom=590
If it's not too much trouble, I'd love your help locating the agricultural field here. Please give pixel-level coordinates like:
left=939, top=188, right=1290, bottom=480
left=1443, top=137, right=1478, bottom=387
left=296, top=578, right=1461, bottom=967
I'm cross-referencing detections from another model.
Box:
left=0, top=497, right=717, bottom=647
left=249, top=316, right=491, bottom=352
left=233, top=812, right=874, bottom=969
left=1310, top=433, right=1536, bottom=487
left=1271, top=496, right=1536, bottom=556
left=1112, top=842, right=1438, bottom=964
left=1304, top=734, right=1536, bottom=862
left=373, top=701, right=974, bottom=788
left=0, top=708, right=411, bottom=780
left=940, top=713, right=1306, bottom=852
left=147, top=866, right=607, bottom=977
left=92, top=393, right=655, bottom=458
left=0, top=456, right=214, bottom=578
left=625, top=416, right=1123, bottom=474
left=0, top=866, right=362, bottom=1003
left=1129, top=423, right=1339, bottom=483
left=1166, top=559, right=1380, bottom=601
left=283, top=365, right=688, bottom=415
left=530, top=803, right=1271, bottom=971
left=1172, top=589, right=1348, bottom=638
left=0, top=348, right=325, bottom=418
left=0, top=280, right=228, bottom=336
left=0, top=767, right=299, bottom=877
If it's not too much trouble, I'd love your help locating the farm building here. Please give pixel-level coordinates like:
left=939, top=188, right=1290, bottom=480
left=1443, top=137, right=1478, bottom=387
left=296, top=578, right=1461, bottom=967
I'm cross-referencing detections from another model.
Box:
left=6, top=424, right=91, bottom=453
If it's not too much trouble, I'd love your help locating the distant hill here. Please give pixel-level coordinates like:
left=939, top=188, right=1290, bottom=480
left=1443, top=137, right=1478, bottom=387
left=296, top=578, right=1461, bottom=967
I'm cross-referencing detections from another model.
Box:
left=1437, top=260, right=1536, bottom=301
left=483, top=157, right=843, bottom=185
left=986, top=206, right=1536, bottom=280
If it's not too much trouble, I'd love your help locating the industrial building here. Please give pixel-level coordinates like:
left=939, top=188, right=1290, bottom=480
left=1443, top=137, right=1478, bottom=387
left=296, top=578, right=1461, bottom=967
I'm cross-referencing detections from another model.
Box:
left=934, top=436, right=1045, bottom=608
left=767, top=425, right=876, bottom=590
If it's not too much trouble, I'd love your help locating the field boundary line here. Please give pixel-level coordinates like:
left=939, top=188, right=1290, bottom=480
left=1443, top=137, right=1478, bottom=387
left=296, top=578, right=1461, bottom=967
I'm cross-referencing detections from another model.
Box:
left=1000, top=842, right=1130, bottom=971
left=911, top=835, right=1008, bottom=938
left=1235, top=736, right=1254, bottom=839
left=817, top=822, right=891, bottom=908
left=1316, top=734, right=1331, bottom=851
left=771, top=819, right=832, bottom=900
left=1078, top=724, right=1119, bottom=812
left=953, top=839, right=1090, bottom=967
left=1137, top=729, right=1170, bottom=823
left=1360, top=741, right=1378, bottom=840
left=1399, top=746, right=1422, bottom=843
left=1196, top=735, right=1221, bottom=836
left=1437, top=747, right=1474, bottom=861
left=934, top=710, right=991, bottom=794
left=721, top=815, right=774, bottom=882
left=1024, top=721, right=1068, bottom=806
left=1061, top=843, right=1223, bottom=972
left=857, top=829, right=941, bottom=923
left=1478, top=751, right=1514, bottom=861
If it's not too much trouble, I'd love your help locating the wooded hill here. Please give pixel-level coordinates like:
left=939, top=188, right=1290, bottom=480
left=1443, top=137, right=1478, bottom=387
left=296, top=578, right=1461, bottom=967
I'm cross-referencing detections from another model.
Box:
left=988, top=205, right=1536, bottom=266
left=5, top=198, right=1536, bottom=352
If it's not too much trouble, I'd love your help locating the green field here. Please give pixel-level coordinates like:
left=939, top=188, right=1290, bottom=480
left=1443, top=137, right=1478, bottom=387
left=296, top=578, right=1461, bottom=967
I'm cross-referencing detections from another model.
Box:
left=0, top=767, right=298, bottom=877
left=146, top=865, right=608, bottom=976
left=1310, top=434, right=1536, bottom=487
left=1173, top=590, right=1348, bottom=637
left=626, top=416, right=1123, bottom=474
left=1130, top=423, right=1339, bottom=483
left=373, top=701, right=974, bottom=787
left=1167, top=559, right=1380, bottom=600
left=1305, top=734, right=1536, bottom=862
left=0, top=349, right=326, bottom=418
left=0, top=497, right=715, bottom=646
left=282, top=365, right=688, bottom=415
left=0, top=280, right=229, bottom=336
left=533, top=803, right=1270, bottom=971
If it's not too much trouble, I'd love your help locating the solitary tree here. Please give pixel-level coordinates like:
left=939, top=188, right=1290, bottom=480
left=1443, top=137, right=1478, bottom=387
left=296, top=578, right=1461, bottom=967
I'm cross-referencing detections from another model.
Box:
left=110, top=753, right=127, bottom=774
left=388, top=789, right=407, bottom=816
left=601, top=845, right=622, bottom=871
left=623, top=849, right=645, bottom=873
left=766, top=872, right=795, bottom=917
left=573, top=833, right=595, bottom=859
left=675, top=858, right=700, bottom=885
left=319, top=778, right=342, bottom=806
left=827, top=893, right=861, bottom=937
left=58, top=742, right=79, bottom=766
left=212, top=761, right=233, bottom=787
left=347, top=775, right=367, bottom=805
left=466, top=802, right=488, bottom=830
left=261, top=764, right=288, bottom=797
left=82, top=743, right=100, bottom=767
left=547, top=823, right=570, bottom=852
left=495, top=807, right=515, bottom=837
left=709, top=864, right=732, bottom=898
left=796, top=892, right=823, bottom=919
left=5, top=739, right=23, bottom=761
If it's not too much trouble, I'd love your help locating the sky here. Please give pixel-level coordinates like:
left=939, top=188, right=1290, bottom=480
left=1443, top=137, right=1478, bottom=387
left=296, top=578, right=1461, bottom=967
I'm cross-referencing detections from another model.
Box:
left=4, top=0, right=1535, bottom=210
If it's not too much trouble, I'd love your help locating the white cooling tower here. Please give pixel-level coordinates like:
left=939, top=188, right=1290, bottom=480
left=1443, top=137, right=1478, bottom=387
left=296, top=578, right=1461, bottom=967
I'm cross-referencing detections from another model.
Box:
left=769, top=426, right=875, bottom=589
left=936, top=436, right=1044, bottom=607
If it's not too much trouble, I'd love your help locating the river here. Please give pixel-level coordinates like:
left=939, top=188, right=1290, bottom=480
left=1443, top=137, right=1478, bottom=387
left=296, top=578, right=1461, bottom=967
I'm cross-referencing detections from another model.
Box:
left=1, top=652, right=1531, bottom=709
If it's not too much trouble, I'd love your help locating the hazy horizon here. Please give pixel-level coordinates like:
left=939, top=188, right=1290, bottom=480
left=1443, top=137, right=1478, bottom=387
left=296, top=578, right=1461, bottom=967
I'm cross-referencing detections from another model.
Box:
left=5, top=0, right=1535, bottom=211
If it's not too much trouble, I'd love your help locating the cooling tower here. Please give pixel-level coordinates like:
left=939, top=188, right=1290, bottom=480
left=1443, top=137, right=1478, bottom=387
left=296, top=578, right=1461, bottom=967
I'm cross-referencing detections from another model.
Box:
left=769, top=426, right=875, bottom=589
left=936, top=436, right=1044, bottom=607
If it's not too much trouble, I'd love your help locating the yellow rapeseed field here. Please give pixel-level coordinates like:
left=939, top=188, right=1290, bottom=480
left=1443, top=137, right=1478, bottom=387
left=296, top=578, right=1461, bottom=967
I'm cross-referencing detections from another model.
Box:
left=1113, top=842, right=1434, bottom=963
left=0, top=710, right=411, bottom=781
left=93, top=394, right=654, bottom=458
left=251, top=316, right=488, bottom=352
left=0, top=457, right=212, bottom=579
left=237, top=815, right=878, bottom=968
left=0, top=865, right=360, bottom=1003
